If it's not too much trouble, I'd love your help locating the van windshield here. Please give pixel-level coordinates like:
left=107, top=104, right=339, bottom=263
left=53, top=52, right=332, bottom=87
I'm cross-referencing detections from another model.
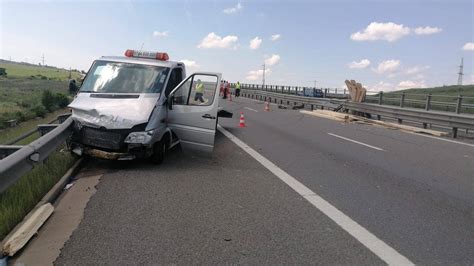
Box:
left=80, top=60, right=170, bottom=94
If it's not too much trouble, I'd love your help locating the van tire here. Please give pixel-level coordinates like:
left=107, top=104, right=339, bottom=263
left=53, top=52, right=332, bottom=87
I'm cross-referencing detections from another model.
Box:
left=151, top=136, right=168, bottom=165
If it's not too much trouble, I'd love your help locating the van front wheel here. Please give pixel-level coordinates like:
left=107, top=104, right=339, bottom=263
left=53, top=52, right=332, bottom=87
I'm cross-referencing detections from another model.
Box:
left=151, top=139, right=167, bottom=164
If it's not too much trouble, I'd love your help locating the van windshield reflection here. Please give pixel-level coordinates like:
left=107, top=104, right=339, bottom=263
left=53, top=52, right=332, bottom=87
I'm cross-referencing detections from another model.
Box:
left=80, top=60, right=170, bottom=94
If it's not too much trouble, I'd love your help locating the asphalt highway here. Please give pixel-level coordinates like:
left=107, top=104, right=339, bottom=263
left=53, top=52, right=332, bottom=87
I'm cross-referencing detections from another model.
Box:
left=54, top=96, right=473, bottom=264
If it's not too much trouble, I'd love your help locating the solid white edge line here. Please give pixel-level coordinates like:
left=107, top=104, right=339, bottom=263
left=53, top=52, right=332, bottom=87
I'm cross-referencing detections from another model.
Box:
left=217, top=125, right=413, bottom=265
left=328, top=133, right=385, bottom=151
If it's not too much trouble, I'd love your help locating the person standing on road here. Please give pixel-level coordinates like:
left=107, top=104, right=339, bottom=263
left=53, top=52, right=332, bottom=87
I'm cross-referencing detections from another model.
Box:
left=69, top=79, right=78, bottom=95
left=220, top=80, right=224, bottom=96
left=235, top=81, right=241, bottom=97
left=194, top=79, right=208, bottom=104
left=222, top=80, right=228, bottom=99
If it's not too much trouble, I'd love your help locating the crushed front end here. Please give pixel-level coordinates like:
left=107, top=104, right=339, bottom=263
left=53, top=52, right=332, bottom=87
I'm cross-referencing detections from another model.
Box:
left=70, top=121, right=154, bottom=160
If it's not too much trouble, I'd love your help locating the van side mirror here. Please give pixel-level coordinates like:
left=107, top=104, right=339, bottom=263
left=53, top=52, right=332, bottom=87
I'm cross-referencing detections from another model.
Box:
left=168, top=95, right=174, bottom=110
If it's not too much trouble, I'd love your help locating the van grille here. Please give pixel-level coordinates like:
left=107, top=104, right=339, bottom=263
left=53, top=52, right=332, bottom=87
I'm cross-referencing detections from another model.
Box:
left=82, top=127, right=123, bottom=150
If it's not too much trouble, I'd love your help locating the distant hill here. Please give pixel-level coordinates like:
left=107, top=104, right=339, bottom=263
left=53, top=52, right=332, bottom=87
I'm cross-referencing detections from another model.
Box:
left=386, top=85, right=474, bottom=97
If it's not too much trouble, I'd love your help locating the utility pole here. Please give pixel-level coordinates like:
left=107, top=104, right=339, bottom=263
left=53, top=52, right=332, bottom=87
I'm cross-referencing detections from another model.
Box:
left=262, top=63, right=266, bottom=87
left=314, top=80, right=317, bottom=88
left=42, top=53, right=45, bottom=66
left=68, top=67, right=72, bottom=79
left=457, top=57, right=464, bottom=85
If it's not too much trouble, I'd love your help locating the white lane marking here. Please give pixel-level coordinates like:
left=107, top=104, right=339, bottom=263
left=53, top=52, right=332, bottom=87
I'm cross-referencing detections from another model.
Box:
left=408, top=132, right=474, bottom=148
left=328, top=133, right=385, bottom=151
left=244, top=107, right=259, bottom=112
left=217, top=125, right=412, bottom=265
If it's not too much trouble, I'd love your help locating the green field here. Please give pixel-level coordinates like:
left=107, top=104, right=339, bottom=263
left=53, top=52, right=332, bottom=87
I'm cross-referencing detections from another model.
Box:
left=0, top=60, right=82, bottom=81
left=0, top=60, right=82, bottom=129
left=387, top=85, right=474, bottom=97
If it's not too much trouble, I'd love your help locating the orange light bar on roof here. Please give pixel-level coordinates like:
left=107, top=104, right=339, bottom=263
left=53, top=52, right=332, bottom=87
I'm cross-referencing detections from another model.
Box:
left=124, top=49, right=169, bottom=61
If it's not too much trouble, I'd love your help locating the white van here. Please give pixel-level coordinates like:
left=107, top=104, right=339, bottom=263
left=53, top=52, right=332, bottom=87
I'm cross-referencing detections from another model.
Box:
left=68, top=49, right=230, bottom=164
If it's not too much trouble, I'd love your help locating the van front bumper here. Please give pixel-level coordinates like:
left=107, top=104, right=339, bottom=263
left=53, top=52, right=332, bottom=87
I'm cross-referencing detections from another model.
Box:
left=71, top=143, right=152, bottom=161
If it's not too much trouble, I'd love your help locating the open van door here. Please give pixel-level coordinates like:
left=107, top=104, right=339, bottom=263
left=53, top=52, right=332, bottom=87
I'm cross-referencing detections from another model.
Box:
left=167, top=73, right=222, bottom=153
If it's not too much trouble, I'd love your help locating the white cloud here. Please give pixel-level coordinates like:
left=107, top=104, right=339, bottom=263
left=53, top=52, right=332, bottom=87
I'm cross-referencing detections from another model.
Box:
left=351, top=22, right=410, bottom=42
left=249, top=37, right=262, bottom=50
left=179, top=59, right=199, bottom=68
left=246, top=68, right=270, bottom=81
left=223, top=2, right=243, bottom=14
left=348, top=59, right=370, bottom=69
left=405, top=65, right=430, bottom=75
left=264, top=54, right=280, bottom=66
left=469, top=74, right=474, bottom=85
left=374, top=59, right=401, bottom=74
left=398, top=80, right=426, bottom=89
left=414, top=26, right=442, bottom=35
left=367, top=81, right=396, bottom=92
left=462, top=42, right=474, bottom=51
left=270, top=34, right=281, bottom=41
left=153, top=31, right=169, bottom=37
left=197, top=32, right=238, bottom=49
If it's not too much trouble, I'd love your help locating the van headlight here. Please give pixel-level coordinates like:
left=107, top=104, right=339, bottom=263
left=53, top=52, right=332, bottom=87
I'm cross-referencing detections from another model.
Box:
left=124, top=130, right=154, bottom=144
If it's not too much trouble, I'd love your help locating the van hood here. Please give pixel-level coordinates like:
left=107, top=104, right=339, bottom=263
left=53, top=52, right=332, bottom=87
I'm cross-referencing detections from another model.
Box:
left=68, top=93, right=160, bottom=129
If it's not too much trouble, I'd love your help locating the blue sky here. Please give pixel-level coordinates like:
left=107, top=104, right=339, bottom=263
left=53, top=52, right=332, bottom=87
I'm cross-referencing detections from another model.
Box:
left=1, top=0, right=473, bottom=91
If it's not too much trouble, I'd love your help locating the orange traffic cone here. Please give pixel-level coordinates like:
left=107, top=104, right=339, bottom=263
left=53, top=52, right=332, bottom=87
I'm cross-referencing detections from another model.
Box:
left=239, top=112, right=246, bottom=127
left=264, top=101, right=270, bottom=112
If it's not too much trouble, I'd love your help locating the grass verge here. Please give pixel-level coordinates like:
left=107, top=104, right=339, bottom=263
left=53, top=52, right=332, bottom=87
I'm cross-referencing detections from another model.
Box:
left=0, top=109, right=69, bottom=145
left=0, top=147, right=76, bottom=240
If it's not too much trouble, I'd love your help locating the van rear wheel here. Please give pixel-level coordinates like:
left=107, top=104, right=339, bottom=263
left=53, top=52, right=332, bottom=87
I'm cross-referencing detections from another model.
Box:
left=151, top=139, right=167, bottom=164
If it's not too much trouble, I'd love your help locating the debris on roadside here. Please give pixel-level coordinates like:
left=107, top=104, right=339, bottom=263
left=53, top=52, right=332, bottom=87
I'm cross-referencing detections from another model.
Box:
left=2, top=203, right=54, bottom=257
left=300, top=110, right=447, bottom=136
left=64, top=182, right=75, bottom=190
left=291, top=103, right=305, bottom=110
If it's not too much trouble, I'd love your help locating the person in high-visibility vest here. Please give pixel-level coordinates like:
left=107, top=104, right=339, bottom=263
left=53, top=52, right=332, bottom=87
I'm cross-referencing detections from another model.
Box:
left=194, top=79, right=208, bottom=104
left=235, top=81, right=241, bottom=97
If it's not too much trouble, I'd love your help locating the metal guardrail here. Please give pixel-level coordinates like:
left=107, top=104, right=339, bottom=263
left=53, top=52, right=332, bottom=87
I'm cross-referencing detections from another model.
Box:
left=236, top=83, right=474, bottom=114
left=241, top=89, right=474, bottom=138
left=232, top=83, right=350, bottom=99
left=0, top=116, right=73, bottom=194
left=364, top=92, right=474, bottom=114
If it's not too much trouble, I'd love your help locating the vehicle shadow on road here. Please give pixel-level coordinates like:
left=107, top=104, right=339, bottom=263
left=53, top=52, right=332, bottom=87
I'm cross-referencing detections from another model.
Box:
left=79, top=131, right=233, bottom=174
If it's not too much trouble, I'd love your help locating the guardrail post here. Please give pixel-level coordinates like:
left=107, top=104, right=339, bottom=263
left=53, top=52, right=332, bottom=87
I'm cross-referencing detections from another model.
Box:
left=400, top=92, right=406, bottom=108
left=455, top=95, right=463, bottom=114
left=453, top=127, right=458, bottom=138
left=425, top=94, right=432, bottom=111
left=38, top=124, right=59, bottom=136
left=378, top=91, right=383, bottom=105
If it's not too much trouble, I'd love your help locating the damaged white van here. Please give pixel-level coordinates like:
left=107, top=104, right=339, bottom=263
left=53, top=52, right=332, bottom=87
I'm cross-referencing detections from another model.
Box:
left=68, top=49, right=230, bottom=164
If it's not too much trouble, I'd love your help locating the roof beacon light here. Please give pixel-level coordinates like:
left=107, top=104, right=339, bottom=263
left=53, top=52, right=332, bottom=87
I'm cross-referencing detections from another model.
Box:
left=124, top=49, right=169, bottom=61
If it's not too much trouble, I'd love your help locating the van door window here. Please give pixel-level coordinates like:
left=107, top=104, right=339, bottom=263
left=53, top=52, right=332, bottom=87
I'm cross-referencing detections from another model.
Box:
left=172, top=74, right=218, bottom=106
left=165, top=68, right=183, bottom=96
left=188, top=75, right=217, bottom=106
